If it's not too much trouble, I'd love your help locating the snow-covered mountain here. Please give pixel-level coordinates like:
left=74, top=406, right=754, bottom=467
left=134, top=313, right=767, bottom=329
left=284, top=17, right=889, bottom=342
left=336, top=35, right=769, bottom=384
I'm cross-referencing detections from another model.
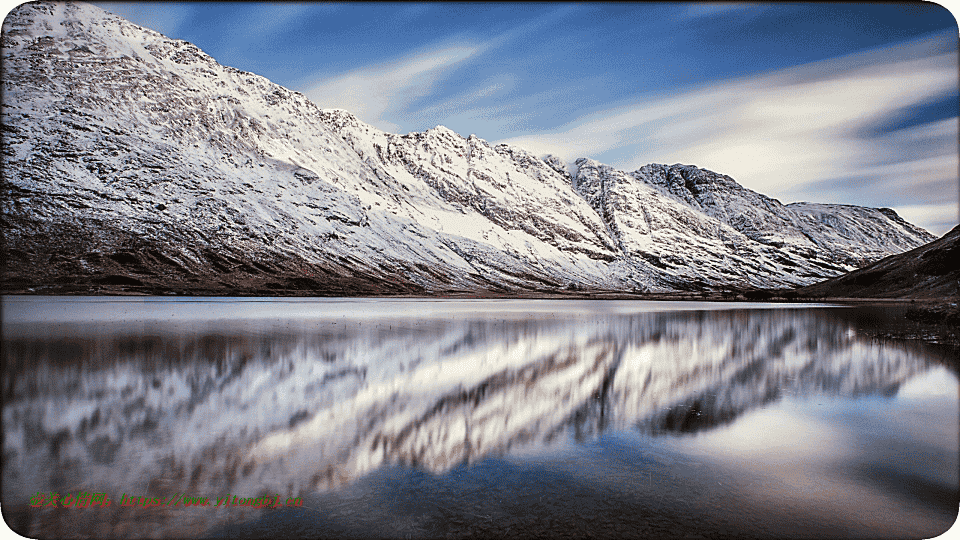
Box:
left=798, top=224, right=960, bottom=299
left=0, top=2, right=936, bottom=295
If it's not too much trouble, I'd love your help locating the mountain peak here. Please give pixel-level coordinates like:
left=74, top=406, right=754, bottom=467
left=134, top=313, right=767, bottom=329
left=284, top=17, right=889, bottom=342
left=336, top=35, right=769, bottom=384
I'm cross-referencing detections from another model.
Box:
left=427, top=125, right=460, bottom=138
left=0, top=1, right=938, bottom=296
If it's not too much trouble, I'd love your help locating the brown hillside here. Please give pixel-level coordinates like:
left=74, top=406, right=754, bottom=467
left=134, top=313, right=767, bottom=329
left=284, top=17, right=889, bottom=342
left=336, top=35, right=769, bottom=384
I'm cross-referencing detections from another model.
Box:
left=797, top=225, right=959, bottom=299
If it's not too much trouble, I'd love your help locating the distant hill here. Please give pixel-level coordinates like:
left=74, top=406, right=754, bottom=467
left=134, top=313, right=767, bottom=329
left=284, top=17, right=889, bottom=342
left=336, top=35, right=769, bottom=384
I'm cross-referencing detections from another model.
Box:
left=797, top=225, right=959, bottom=299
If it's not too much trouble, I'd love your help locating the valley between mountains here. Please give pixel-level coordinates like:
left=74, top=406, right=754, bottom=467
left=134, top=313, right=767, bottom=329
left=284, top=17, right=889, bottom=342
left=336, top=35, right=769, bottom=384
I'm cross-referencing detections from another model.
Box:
left=0, top=2, right=941, bottom=297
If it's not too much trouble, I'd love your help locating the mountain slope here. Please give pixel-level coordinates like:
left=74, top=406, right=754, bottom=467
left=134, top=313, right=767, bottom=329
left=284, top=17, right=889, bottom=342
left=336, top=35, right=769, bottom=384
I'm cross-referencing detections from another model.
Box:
left=568, top=159, right=933, bottom=290
left=0, top=1, right=936, bottom=295
left=797, top=225, right=960, bottom=299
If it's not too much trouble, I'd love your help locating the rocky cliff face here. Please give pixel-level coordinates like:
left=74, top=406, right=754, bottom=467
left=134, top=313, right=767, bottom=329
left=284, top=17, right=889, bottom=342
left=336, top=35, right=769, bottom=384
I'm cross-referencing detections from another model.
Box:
left=0, top=2, right=937, bottom=295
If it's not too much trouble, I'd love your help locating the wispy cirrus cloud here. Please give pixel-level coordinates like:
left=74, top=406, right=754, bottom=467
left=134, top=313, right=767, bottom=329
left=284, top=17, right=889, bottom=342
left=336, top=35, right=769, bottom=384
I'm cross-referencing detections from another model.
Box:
left=302, top=4, right=582, bottom=133
left=303, top=42, right=483, bottom=133
left=495, top=31, right=958, bottom=235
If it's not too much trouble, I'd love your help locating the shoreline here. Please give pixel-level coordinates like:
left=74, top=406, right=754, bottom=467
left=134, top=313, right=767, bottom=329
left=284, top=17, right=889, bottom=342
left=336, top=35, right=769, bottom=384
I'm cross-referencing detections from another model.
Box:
left=0, top=288, right=954, bottom=304
left=5, top=291, right=956, bottom=349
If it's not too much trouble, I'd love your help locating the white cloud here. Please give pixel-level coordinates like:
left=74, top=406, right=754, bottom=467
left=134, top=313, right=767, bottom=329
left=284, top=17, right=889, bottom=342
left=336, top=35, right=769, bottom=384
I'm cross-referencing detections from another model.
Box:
left=894, top=203, right=958, bottom=237
left=396, top=74, right=514, bottom=132
left=495, top=33, right=958, bottom=235
left=300, top=4, right=581, bottom=132
left=303, top=43, right=482, bottom=132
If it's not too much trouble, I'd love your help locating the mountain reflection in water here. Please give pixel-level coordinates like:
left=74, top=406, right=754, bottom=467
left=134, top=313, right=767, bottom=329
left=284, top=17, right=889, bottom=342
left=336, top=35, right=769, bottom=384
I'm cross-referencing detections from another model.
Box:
left=2, top=298, right=957, bottom=538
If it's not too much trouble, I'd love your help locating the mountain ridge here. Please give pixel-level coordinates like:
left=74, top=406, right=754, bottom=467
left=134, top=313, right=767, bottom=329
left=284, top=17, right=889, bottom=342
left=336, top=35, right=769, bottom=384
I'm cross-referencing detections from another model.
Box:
left=796, top=224, right=959, bottom=299
left=0, top=1, right=938, bottom=296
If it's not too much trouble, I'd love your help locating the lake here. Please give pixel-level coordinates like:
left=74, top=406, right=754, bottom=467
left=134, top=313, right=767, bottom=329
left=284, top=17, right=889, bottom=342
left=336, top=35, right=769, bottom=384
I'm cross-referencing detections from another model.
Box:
left=2, top=297, right=957, bottom=538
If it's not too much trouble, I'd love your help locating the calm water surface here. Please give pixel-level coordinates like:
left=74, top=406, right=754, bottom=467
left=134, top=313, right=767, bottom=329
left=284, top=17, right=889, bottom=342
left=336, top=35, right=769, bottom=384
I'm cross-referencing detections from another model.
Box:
left=2, top=297, right=957, bottom=538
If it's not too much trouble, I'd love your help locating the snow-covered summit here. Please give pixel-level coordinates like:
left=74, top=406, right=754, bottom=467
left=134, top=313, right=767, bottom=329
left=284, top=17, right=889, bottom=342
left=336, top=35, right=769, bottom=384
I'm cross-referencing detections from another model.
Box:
left=0, top=1, right=937, bottom=295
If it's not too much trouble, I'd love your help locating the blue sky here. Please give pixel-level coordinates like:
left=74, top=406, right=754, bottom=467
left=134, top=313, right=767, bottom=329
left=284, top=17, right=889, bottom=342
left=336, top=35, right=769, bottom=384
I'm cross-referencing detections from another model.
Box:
left=14, top=2, right=960, bottom=234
